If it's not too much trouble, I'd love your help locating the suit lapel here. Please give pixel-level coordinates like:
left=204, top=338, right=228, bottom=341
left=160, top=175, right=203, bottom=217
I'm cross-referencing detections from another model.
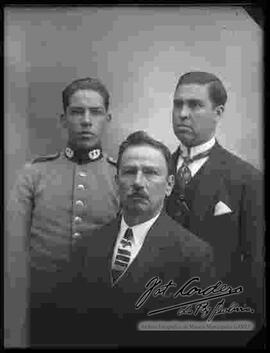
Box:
left=187, top=143, right=224, bottom=218
left=131, top=211, right=170, bottom=266
left=172, top=141, right=227, bottom=220
left=112, top=212, right=171, bottom=288
left=101, top=217, right=121, bottom=286
left=172, top=146, right=181, bottom=174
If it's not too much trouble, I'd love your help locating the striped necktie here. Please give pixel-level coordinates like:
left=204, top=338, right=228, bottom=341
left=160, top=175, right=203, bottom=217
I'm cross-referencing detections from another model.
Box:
left=176, top=148, right=212, bottom=188
left=112, top=228, right=134, bottom=284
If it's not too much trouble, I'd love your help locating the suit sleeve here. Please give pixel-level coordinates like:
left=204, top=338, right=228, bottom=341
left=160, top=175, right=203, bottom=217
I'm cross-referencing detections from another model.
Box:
left=196, top=241, right=217, bottom=287
left=240, top=172, right=265, bottom=328
left=5, top=164, right=35, bottom=347
left=182, top=231, right=217, bottom=288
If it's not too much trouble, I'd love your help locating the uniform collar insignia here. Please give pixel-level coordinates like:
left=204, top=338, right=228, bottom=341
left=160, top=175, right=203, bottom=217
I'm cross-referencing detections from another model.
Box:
left=88, top=149, right=101, bottom=160
left=64, top=145, right=103, bottom=163
left=65, top=147, right=74, bottom=159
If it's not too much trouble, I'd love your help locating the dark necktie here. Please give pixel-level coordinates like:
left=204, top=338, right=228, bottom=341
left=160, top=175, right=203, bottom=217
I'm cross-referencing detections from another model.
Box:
left=176, top=148, right=212, bottom=189
left=111, top=228, right=134, bottom=284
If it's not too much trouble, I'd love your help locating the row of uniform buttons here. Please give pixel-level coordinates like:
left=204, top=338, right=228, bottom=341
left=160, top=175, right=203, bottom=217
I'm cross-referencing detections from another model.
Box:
left=74, top=216, right=82, bottom=223
left=72, top=170, right=88, bottom=239
left=73, top=232, right=81, bottom=239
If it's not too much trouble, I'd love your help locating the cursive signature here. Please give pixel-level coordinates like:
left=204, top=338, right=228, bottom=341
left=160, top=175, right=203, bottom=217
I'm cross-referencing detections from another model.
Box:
left=175, top=298, right=254, bottom=321
left=135, top=276, right=247, bottom=319
left=135, top=276, right=177, bottom=309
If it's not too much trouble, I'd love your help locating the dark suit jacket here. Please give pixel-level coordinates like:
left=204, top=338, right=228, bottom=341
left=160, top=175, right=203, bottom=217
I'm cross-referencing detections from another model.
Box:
left=166, top=141, right=265, bottom=343
left=75, top=211, right=217, bottom=347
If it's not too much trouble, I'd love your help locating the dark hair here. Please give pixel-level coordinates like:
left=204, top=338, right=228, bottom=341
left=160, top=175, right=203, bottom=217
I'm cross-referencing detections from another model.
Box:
left=62, top=77, right=110, bottom=112
left=117, top=131, right=173, bottom=175
left=176, top=71, right=227, bottom=107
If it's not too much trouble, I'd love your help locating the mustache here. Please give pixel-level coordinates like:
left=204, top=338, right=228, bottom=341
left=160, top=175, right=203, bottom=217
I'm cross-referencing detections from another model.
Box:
left=128, top=191, right=148, bottom=199
left=79, top=131, right=96, bottom=136
left=177, top=125, right=193, bottom=130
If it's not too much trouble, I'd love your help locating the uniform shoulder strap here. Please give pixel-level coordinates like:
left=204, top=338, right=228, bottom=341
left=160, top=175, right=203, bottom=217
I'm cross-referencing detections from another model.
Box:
left=31, top=152, right=60, bottom=164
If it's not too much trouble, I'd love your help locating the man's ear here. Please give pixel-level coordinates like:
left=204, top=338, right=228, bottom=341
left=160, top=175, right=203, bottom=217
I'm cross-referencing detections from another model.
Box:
left=215, top=105, right=224, bottom=117
left=165, top=174, right=175, bottom=197
left=106, top=112, right=112, bottom=122
left=60, top=113, right=67, bottom=128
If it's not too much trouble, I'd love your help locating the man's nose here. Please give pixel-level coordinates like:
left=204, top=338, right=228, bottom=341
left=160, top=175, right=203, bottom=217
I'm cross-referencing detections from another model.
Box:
left=133, top=171, right=145, bottom=188
left=81, top=109, right=92, bottom=125
left=179, top=104, right=191, bottom=120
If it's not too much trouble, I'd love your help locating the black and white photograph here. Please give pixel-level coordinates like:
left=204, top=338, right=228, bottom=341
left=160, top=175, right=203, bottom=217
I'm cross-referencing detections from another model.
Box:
left=4, top=4, right=265, bottom=348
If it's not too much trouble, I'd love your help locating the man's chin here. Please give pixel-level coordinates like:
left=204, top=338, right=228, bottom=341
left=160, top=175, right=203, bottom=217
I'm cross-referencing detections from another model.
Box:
left=126, top=204, right=147, bottom=214
left=175, top=133, right=195, bottom=147
left=74, top=139, right=100, bottom=150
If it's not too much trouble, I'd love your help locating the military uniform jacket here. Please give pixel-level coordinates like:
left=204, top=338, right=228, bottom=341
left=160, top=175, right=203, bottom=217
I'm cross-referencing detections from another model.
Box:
left=8, top=150, right=119, bottom=280
left=5, top=150, right=119, bottom=346
left=166, top=141, right=265, bottom=340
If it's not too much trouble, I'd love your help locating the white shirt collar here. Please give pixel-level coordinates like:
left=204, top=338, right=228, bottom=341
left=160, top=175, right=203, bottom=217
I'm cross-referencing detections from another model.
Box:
left=179, top=137, right=216, bottom=159
left=120, top=212, right=161, bottom=246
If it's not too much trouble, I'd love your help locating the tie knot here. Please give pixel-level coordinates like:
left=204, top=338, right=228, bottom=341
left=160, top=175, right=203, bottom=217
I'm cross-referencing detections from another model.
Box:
left=181, top=148, right=212, bottom=165
left=182, top=155, right=192, bottom=164
left=123, top=228, right=134, bottom=242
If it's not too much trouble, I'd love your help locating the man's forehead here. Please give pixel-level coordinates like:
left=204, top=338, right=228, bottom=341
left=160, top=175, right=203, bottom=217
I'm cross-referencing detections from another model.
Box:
left=69, top=89, right=105, bottom=106
left=121, top=145, right=167, bottom=166
left=174, top=83, right=210, bottom=100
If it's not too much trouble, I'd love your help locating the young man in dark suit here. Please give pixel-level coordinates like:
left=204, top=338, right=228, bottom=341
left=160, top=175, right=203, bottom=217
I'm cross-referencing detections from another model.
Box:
left=166, top=71, right=264, bottom=345
left=78, top=131, right=216, bottom=347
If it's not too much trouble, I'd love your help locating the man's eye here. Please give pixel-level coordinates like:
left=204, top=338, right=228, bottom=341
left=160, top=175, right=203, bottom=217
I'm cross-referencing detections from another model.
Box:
left=189, top=101, right=202, bottom=109
left=89, top=109, right=103, bottom=115
left=68, top=107, right=105, bottom=115
left=69, top=108, right=84, bottom=115
left=144, top=169, right=158, bottom=175
left=122, top=169, right=136, bottom=175
left=174, top=101, right=183, bottom=109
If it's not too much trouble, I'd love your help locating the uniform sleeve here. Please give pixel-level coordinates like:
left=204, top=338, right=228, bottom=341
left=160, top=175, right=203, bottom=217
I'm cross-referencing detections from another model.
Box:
left=5, top=164, right=35, bottom=347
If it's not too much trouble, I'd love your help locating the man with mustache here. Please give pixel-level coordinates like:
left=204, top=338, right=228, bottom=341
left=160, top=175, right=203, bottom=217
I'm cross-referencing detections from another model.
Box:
left=78, top=131, right=215, bottom=347
left=166, top=71, right=264, bottom=346
left=6, top=77, right=119, bottom=346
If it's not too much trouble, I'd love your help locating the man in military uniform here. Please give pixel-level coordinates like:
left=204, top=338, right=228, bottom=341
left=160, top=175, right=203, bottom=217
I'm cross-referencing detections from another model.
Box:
left=5, top=77, right=119, bottom=346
